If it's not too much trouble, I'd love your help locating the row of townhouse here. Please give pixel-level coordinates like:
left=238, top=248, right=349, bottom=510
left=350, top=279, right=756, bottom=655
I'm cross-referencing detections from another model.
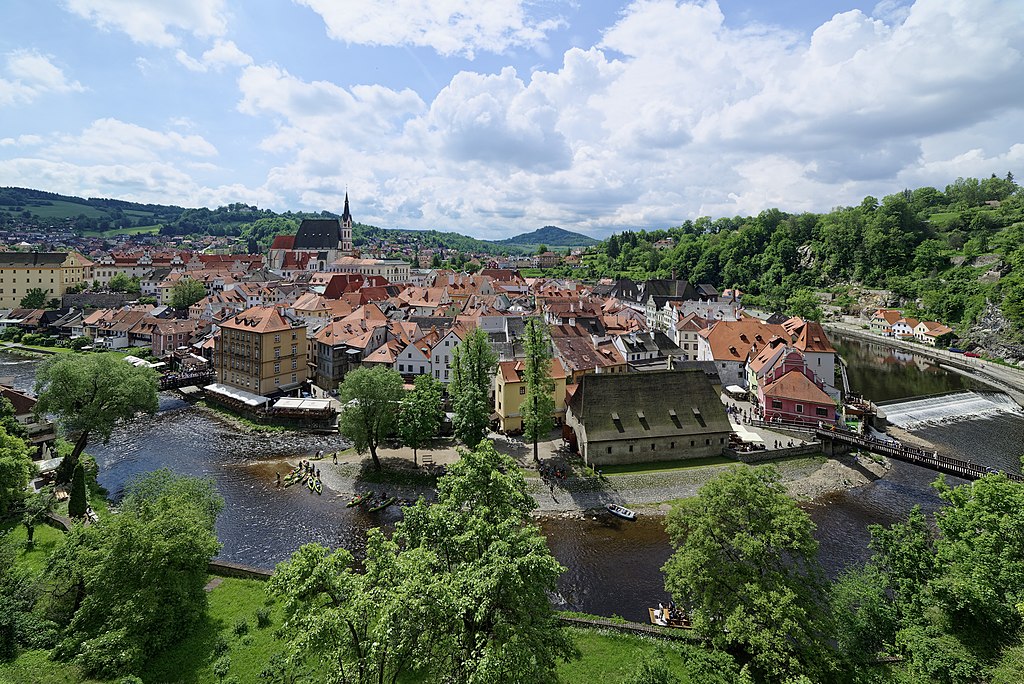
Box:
left=870, top=309, right=955, bottom=346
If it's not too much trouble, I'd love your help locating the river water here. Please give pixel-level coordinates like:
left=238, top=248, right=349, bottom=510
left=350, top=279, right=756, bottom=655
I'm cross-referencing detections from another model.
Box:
left=7, top=336, right=1024, bottom=622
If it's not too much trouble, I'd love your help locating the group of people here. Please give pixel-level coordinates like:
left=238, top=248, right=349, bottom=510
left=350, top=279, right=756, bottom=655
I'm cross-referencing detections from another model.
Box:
left=655, top=600, right=686, bottom=625
left=298, top=460, right=320, bottom=480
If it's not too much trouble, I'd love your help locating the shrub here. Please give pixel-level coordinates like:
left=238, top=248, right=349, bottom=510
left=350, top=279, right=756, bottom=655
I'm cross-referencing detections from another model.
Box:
left=255, top=606, right=271, bottom=629
left=232, top=617, right=248, bottom=636
left=212, top=633, right=230, bottom=657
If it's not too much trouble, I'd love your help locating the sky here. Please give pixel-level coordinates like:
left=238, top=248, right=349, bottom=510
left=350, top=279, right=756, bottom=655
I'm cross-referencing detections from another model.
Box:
left=1, top=0, right=1022, bottom=240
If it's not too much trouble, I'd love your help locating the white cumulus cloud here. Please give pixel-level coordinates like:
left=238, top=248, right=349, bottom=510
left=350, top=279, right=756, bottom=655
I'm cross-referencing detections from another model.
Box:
left=0, top=50, right=84, bottom=107
left=295, top=0, right=565, bottom=58
left=63, top=0, right=229, bottom=47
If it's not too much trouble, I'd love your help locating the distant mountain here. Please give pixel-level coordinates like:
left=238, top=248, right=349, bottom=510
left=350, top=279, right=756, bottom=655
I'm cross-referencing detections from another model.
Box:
left=498, top=225, right=598, bottom=247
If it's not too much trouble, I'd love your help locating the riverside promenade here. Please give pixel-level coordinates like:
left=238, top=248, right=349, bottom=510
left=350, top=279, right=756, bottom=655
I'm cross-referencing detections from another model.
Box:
left=824, top=320, right=1024, bottom=407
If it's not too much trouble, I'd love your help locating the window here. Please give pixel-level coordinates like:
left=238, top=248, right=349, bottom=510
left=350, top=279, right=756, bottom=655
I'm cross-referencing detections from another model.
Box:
left=651, top=444, right=656, bottom=451
left=670, top=442, right=675, bottom=449
left=705, top=439, right=711, bottom=445
left=291, top=345, right=297, bottom=355
left=274, top=377, right=280, bottom=386
left=275, top=334, right=281, bottom=343
left=291, top=360, right=297, bottom=370
left=419, top=366, right=424, bottom=374
left=274, top=363, right=281, bottom=373
left=291, top=374, right=297, bottom=383
left=519, top=386, right=526, bottom=395
left=796, top=404, right=804, bottom=414
left=399, top=364, right=404, bottom=372
left=816, top=407, right=829, bottom=417
left=445, top=355, right=449, bottom=364
left=607, top=447, right=612, bottom=454
left=719, top=437, right=725, bottom=444
left=771, top=399, right=783, bottom=410
left=629, top=445, right=633, bottom=452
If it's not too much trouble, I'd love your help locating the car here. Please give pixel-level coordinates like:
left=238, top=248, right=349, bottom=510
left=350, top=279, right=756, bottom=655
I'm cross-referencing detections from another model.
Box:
left=964, top=352, right=980, bottom=358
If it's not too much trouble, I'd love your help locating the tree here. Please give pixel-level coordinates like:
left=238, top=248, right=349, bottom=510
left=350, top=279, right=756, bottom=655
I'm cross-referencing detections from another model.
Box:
left=399, top=374, right=443, bottom=465
left=449, top=327, right=497, bottom=446
left=338, top=366, right=403, bottom=471
left=19, top=287, right=48, bottom=309
left=108, top=272, right=140, bottom=294
left=536, top=244, right=548, bottom=255
left=169, top=277, right=206, bottom=309
left=68, top=462, right=87, bottom=519
left=271, top=440, right=577, bottom=684
left=662, top=465, right=836, bottom=682
left=21, top=490, right=56, bottom=547
left=34, top=352, right=159, bottom=482
left=0, top=427, right=33, bottom=516
left=0, top=396, right=26, bottom=438
left=786, top=289, right=823, bottom=321
left=51, top=469, right=222, bottom=678
left=520, top=318, right=554, bottom=462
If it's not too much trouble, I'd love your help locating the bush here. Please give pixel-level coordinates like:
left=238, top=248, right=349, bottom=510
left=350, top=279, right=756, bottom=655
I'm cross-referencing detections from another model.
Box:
left=117, top=677, right=144, bottom=684
left=255, top=606, right=271, bottom=629
left=213, top=654, right=231, bottom=682
left=232, top=616, right=249, bottom=636
left=212, top=633, right=230, bottom=657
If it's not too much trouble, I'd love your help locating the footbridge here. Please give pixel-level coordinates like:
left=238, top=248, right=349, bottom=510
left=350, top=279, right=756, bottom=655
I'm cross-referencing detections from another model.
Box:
left=815, top=428, right=1023, bottom=482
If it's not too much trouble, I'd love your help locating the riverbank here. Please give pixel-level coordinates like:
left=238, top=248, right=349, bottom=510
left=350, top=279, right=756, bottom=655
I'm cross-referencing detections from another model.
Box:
left=825, top=320, right=1024, bottom=406
left=295, top=446, right=889, bottom=518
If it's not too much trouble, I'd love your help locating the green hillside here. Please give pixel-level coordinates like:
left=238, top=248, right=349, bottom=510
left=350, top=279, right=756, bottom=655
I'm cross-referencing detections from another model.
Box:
left=499, top=225, right=598, bottom=247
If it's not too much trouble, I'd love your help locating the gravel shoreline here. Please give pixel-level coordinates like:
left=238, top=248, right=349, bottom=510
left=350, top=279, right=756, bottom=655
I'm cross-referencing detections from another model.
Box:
left=293, top=451, right=890, bottom=519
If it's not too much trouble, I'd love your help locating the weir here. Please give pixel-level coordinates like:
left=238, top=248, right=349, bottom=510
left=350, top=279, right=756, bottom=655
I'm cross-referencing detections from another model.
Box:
left=878, top=391, right=1024, bottom=430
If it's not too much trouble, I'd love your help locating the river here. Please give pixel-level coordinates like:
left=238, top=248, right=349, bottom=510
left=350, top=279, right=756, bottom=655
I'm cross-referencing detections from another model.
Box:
left=7, top=336, right=1024, bottom=622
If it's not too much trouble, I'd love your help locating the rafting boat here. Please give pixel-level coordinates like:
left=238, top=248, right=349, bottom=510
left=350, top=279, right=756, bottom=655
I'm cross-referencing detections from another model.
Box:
left=346, top=491, right=372, bottom=507
left=368, top=496, right=396, bottom=513
left=605, top=503, right=637, bottom=520
left=648, top=607, right=692, bottom=629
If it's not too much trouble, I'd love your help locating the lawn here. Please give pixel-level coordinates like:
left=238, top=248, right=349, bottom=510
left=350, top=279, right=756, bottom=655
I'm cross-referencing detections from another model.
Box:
left=560, top=627, right=693, bottom=683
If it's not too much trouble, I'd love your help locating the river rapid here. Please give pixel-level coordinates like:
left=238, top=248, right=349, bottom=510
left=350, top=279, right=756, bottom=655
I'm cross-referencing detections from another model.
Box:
left=6, top=336, right=1023, bottom=622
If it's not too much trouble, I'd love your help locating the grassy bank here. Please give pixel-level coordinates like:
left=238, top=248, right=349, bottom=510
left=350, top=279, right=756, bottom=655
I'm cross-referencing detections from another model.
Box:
left=1, top=519, right=696, bottom=684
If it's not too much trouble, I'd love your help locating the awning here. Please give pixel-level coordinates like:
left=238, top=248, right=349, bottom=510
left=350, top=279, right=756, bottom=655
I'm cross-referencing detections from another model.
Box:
left=725, top=385, right=746, bottom=394
left=204, top=383, right=270, bottom=407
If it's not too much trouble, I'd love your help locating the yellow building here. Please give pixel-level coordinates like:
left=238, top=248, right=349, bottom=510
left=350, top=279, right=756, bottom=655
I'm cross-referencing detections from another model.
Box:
left=494, top=358, right=568, bottom=433
left=0, top=252, right=92, bottom=309
left=215, top=306, right=308, bottom=396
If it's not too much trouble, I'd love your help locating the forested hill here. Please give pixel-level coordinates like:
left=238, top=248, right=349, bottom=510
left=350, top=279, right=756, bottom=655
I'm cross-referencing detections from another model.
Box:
left=499, top=225, right=598, bottom=247
left=573, top=174, right=1024, bottom=344
left=0, top=186, right=523, bottom=255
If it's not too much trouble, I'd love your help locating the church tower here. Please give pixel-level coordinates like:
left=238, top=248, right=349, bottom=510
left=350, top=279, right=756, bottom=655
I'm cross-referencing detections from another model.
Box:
left=340, top=192, right=353, bottom=254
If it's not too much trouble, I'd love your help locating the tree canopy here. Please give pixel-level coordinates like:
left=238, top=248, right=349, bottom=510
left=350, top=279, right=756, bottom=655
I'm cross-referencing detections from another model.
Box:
left=34, top=352, right=159, bottom=480
left=49, top=469, right=223, bottom=679
left=270, top=440, right=576, bottom=684
left=338, top=365, right=403, bottom=471
left=169, top=277, right=206, bottom=309
left=450, top=327, right=497, bottom=447
left=0, top=427, right=34, bottom=516
left=398, top=374, right=443, bottom=463
left=19, top=287, right=49, bottom=309
left=520, top=317, right=555, bottom=461
left=662, top=465, right=836, bottom=682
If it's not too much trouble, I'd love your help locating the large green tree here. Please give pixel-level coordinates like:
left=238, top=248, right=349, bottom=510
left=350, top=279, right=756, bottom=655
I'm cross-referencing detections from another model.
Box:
left=271, top=440, right=576, bottom=684
left=19, top=287, right=49, bottom=309
left=399, top=374, right=443, bottom=464
left=33, top=352, right=159, bottom=481
left=520, top=318, right=555, bottom=462
left=169, top=277, right=206, bottom=309
left=338, top=366, right=403, bottom=471
left=107, top=272, right=140, bottom=294
left=0, top=427, right=34, bottom=516
left=50, top=469, right=222, bottom=679
left=449, top=327, right=497, bottom=447
left=662, top=465, right=836, bottom=682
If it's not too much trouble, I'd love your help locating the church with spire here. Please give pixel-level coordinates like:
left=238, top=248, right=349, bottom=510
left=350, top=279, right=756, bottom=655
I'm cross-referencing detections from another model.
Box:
left=267, top=193, right=356, bottom=271
left=265, top=193, right=410, bottom=282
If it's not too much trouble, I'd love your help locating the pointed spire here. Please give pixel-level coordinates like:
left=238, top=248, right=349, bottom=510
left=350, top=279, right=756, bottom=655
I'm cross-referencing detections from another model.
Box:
left=341, top=192, right=352, bottom=223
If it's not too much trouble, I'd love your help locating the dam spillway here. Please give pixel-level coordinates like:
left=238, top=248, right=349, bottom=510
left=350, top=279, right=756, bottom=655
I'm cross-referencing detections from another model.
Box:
left=880, top=391, right=1024, bottom=430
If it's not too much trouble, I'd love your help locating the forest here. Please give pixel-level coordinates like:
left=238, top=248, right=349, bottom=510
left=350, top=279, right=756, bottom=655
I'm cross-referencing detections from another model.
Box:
left=561, top=174, right=1023, bottom=337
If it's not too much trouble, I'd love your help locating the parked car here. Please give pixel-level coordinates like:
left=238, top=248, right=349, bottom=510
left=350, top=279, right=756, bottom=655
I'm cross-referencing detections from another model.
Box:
left=964, top=352, right=981, bottom=358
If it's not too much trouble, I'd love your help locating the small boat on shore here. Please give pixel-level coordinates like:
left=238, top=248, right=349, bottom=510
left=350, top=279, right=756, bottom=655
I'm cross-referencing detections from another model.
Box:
left=368, top=496, right=396, bottom=513
left=648, top=607, right=692, bottom=629
left=346, top=491, right=372, bottom=507
left=605, top=503, right=636, bottom=520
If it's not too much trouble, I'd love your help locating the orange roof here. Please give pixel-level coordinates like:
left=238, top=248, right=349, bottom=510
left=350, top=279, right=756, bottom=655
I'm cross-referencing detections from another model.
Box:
left=498, top=358, right=567, bottom=383
left=762, top=369, right=834, bottom=405
left=221, top=306, right=296, bottom=334
left=793, top=321, right=835, bottom=353
left=698, top=319, right=788, bottom=361
left=872, top=309, right=902, bottom=325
